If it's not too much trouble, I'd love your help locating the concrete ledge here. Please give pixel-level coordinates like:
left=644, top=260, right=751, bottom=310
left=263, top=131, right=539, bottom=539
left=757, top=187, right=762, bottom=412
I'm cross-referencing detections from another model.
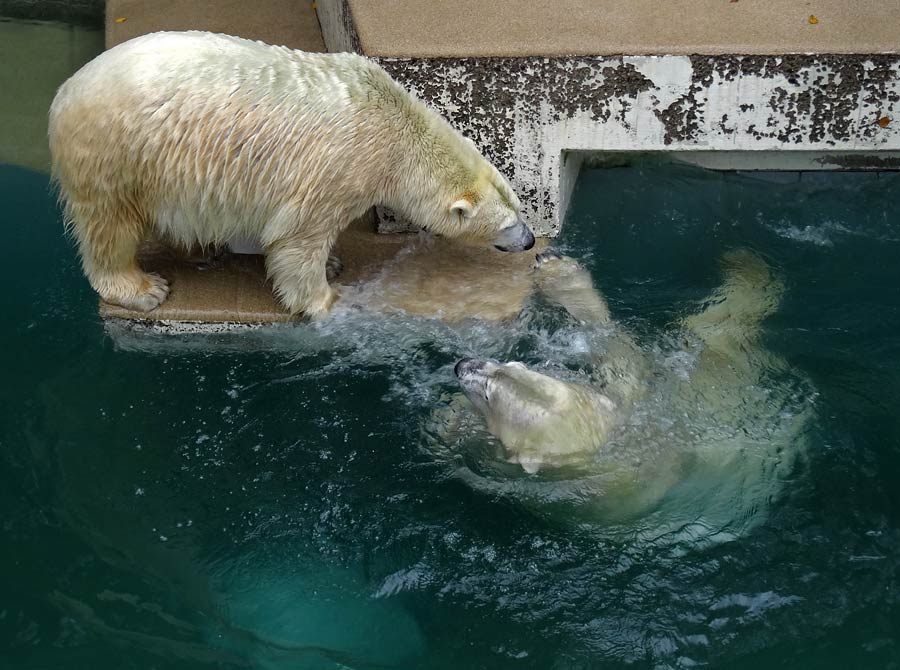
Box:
left=101, top=221, right=547, bottom=331
left=99, top=249, right=291, bottom=324
left=340, top=0, right=900, bottom=57
left=100, top=220, right=412, bottom=325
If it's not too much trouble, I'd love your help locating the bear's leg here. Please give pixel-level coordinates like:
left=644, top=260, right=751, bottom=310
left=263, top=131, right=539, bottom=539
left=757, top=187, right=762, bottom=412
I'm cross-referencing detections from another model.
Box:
left=533, top=252, right=611, bottom=325
left=69, top=201, right=170, bottom=312
left=265, top=233, right=339, bottom=318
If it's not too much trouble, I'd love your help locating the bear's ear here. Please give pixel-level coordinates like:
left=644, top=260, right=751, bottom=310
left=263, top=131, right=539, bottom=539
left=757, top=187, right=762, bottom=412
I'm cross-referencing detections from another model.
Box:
left=450, top=197, right=475, bottom=220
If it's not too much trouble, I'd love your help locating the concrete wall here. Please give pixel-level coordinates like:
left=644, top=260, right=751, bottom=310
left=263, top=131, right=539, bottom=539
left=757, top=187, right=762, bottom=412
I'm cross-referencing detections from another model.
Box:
left=376, top=55, right=900, bottom=236
left=319, top=2, right=900, bottom=236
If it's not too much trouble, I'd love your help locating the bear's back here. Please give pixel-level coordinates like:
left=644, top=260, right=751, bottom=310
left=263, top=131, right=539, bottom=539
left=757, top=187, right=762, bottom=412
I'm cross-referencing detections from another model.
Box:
left=54, top=31, right=384, bottom=121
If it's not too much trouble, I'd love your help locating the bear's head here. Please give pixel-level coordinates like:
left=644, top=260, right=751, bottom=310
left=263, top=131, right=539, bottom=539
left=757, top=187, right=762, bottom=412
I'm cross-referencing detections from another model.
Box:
left=435, top=168, right=534, bottom=253
left=453, top=358, right=619, bottom=473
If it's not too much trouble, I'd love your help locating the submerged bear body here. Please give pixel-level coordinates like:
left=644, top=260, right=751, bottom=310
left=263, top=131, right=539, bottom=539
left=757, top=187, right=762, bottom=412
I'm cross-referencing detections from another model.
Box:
left=432, top=251, right=812, bottom=540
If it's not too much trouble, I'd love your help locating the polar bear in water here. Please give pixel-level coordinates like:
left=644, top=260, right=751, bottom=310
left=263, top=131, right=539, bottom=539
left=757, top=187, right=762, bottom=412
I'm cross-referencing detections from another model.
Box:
left=430, top=250, right=812, bottom=540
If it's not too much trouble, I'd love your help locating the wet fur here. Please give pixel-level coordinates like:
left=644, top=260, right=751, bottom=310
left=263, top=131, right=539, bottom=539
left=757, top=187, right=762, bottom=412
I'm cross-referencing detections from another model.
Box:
left=49, top=31, right=521, bottom=316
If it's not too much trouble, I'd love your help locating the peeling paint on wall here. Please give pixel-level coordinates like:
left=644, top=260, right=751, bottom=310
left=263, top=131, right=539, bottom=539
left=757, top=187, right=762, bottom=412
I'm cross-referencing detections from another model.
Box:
left=377, top=55, right=900, bottom=235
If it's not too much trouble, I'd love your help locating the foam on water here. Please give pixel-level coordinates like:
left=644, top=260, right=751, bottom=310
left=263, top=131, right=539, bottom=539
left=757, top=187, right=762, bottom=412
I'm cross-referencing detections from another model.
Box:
left=155, top=248, right=813, bottom=553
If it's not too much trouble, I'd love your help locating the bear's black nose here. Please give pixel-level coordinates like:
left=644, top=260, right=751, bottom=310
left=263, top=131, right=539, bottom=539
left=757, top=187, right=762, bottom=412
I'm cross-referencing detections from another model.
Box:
left=454, top=358, right=484, bottom=377
left=454, top=358, right=472, bottom=377
left=493, top=222, right=535, bottom=253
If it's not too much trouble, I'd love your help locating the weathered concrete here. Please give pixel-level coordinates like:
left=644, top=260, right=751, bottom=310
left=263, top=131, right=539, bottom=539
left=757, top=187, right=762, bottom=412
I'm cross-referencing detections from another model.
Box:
left=320, top=1, right=900, bottom=236
left=371, top=55, right=900, bottom=236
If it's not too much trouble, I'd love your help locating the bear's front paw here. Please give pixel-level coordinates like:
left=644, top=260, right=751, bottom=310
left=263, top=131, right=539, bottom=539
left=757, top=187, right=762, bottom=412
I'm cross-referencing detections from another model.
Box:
left=293, top=286, right=340, bottom=320
left=533, top=250, right=564, bottom=269
left=123, top=272, right=170, bottom=312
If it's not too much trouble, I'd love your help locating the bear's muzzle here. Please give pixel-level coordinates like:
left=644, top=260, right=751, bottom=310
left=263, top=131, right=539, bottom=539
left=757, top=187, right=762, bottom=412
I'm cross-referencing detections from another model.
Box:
left=494, top=222, right=535, bottom=252
left=454, top=358, right=487, bottom=378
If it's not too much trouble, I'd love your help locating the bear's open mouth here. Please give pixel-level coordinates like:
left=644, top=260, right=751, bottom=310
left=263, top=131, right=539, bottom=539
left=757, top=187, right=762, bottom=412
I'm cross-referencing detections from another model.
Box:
left=454, top=359, right=492, bottom=408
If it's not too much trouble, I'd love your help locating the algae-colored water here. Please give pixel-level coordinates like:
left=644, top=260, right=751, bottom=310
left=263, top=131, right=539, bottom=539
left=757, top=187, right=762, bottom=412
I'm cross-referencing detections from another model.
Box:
left=5, top=158, right=900, bottom=669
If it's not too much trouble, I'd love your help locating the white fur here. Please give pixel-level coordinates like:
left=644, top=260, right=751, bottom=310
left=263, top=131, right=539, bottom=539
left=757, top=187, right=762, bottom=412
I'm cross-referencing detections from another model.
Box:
left=49, top=31, right=523, bottom=316
left=444, top=252, right=811, bottom=534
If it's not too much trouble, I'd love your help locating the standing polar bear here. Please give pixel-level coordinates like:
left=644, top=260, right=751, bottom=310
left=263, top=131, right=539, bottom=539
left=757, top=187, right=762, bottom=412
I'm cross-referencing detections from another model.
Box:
left=49, top=31, right=534, bottom=317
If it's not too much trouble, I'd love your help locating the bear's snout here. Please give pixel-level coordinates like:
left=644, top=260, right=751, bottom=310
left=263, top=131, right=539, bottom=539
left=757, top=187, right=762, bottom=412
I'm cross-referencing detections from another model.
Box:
left=455, top=358, right=487, bottom=378
left=494, top=222, right=535, bottom=253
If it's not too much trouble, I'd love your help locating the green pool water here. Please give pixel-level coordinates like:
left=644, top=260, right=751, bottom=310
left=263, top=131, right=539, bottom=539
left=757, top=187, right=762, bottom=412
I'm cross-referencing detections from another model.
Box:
left=2, top=19, right=900, bottom=670
left=3, top=159, right=900, bottom=669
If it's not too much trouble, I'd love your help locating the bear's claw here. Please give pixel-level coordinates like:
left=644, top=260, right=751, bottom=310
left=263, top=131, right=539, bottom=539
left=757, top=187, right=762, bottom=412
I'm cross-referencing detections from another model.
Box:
left=533, top=250, right=564, bottom=268
left=132, top=272, right=170, bottom=311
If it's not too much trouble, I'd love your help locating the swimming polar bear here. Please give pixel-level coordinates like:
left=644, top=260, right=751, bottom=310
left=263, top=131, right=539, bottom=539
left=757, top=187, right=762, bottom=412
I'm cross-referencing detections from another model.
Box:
left=429, top=250, right=812, bottom=539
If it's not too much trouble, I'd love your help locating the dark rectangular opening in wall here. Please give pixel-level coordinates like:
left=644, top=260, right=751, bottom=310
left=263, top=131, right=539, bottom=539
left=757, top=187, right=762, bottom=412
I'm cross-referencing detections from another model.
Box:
left=558, top=149, right=900, bottom=235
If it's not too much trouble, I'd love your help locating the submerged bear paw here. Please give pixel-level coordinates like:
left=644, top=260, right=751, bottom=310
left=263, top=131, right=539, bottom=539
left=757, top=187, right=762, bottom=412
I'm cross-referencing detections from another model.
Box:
left=534, top=250, right=584, bottom=276
left=533, top=250, right=564, bottom=268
